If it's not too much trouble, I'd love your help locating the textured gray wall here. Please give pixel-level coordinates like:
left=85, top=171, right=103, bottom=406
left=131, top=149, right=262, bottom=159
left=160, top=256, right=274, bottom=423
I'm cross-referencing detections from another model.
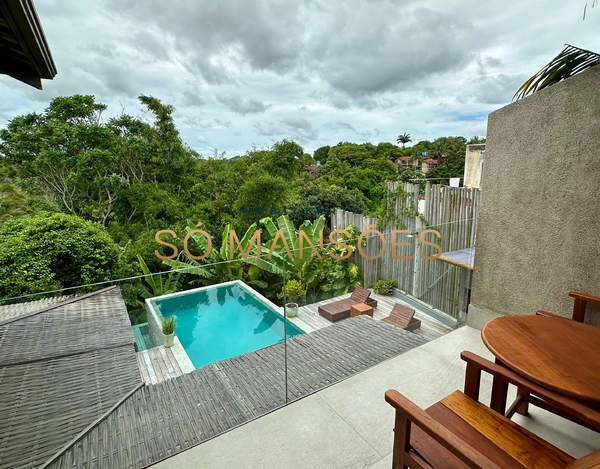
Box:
left=468, top=65, right=600, bottom=328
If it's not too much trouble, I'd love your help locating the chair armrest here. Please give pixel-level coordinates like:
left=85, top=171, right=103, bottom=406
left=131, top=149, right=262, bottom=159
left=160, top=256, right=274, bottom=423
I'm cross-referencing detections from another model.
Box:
left=385, top=390, right=502, bottom=469
left=569, top=291, right=600, bottom=306
left=461, top=351, right=600, bottom=432
left=535, top=310, right=564, bottom=319
left=569, top=291, right=600, bottom=322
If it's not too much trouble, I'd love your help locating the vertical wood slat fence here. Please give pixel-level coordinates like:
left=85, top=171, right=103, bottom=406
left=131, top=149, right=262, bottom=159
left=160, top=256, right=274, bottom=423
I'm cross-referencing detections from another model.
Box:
left=332, top=183, right=480, bottom=320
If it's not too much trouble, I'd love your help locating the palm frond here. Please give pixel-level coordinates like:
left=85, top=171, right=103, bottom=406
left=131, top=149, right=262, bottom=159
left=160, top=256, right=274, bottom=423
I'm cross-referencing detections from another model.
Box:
left=583, top=0, right=598, bottom=20
left=513, top=44, right=600, bottom=101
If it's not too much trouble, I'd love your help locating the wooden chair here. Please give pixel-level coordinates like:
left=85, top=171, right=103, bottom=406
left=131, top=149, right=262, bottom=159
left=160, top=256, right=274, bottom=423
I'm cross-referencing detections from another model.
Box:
left=381, top=303, right=421, bottom=332
left=537, top=291, right=600, bottom=323
left=318, top=287, right=376, bottom=322
left=385, top=351, right=600, bottom=469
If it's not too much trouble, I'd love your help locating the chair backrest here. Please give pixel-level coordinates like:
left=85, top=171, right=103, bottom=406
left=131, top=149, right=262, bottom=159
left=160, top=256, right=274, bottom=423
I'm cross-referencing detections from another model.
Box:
left=391, top=304, right=415, bottom=327
left=350, top=287, right=370, bottom=303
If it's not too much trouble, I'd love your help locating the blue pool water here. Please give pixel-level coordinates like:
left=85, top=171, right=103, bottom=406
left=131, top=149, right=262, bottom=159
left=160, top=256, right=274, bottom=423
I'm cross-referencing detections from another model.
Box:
left=152, top=283, right=304, bottom=369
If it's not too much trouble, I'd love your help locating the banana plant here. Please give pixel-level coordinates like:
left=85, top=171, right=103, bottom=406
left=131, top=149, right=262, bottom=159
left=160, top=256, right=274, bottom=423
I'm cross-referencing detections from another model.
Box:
left=162, top=220, right=273, bottom=288
left=137, top=255, right=182, bottom=306
left=259, top=214, right=325, bottom=276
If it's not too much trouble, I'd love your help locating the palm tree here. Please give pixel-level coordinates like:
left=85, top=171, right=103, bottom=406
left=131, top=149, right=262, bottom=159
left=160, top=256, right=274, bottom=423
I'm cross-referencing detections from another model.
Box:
left=468, top=136, right=486, bottom=144
left=513, top=44, right=600, bottom=101
left=430, top=140, right=449, bottom=162
left=583, top=0, right=598, bottom=19
left=396, top=132, right=412, bottom=148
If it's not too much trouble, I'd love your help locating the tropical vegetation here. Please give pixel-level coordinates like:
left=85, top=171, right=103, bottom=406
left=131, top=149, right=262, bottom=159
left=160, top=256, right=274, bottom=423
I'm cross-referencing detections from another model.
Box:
left=0, top=93, right=482, bottom=317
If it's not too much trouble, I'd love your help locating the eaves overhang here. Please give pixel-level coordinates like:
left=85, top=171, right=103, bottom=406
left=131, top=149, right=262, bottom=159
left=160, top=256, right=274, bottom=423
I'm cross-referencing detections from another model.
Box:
left=0, top=0, right=57, bottom=89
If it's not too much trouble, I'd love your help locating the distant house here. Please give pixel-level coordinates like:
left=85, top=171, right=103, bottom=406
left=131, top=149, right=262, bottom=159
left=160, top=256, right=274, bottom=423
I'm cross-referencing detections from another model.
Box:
left=395, top=156, right=420, bottom=169
left=421, top=158, right=439, bottom=173
left=0, top=0, right=57, bottom=88
left=306, top=163, right=323, bottom=179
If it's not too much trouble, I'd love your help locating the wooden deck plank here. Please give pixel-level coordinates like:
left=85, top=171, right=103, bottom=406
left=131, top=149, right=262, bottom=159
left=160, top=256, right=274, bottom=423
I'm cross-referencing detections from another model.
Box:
left=137, top=346, right=184, bottom=385
left=296, top=289, right=454, bottom=342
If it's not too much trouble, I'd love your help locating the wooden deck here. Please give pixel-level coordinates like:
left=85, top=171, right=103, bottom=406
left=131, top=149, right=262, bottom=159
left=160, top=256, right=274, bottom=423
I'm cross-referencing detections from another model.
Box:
left=136, top=345, right=184, bottom=385
left=295, top=289, right=454, bottom=341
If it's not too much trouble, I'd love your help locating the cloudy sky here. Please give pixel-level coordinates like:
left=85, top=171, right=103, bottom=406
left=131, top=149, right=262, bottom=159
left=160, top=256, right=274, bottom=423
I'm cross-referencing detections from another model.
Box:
left=1, top=0, right=599, bottom=157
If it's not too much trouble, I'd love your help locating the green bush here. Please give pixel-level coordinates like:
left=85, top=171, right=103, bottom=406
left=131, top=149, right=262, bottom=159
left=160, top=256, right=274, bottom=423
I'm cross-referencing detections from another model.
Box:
left=0, top=213, right=122, bottom=298
left=278, top=279, right=306, bottom=304
left=372, top=279, right=397, bottom=295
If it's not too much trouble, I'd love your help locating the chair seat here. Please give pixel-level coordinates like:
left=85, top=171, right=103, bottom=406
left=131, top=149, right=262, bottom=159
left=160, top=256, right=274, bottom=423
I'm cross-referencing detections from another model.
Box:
left=411, top=391, right=574, bottom=469
left=381, top=303, right=421, bottom=331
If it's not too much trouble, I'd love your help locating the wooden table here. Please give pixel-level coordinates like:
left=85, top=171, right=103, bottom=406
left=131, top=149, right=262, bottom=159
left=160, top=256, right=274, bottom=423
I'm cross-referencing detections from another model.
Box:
left=350, top=303, right=373, bottom=318
left=482, top=315, right=600, bottom=420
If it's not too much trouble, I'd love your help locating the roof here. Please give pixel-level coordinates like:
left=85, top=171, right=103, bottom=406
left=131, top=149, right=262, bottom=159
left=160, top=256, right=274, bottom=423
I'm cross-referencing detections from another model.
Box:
left=0, top=286, right=142, bottom=469
left=0, top=293, right=77, bottom=323
left=423, top=158, right=438, bottom=165
left=46, top=316, right=426, bottom=469
left=437, top=246, right=475, bottom=270
left=0, top=0, right=57, bottom=89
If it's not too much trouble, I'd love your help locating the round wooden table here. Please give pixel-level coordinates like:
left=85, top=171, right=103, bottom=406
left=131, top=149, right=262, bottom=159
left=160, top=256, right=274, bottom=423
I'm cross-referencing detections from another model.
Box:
left=482, top=314, right=600, bottom=404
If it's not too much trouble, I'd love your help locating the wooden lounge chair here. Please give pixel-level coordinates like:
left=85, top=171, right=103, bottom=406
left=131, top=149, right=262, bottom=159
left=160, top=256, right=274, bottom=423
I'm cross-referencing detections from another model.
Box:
left=385, top=351, right=600, bottom=469
left=318, top=286, right=374, bottom=322
left=381, top=303, right=421, bottom=332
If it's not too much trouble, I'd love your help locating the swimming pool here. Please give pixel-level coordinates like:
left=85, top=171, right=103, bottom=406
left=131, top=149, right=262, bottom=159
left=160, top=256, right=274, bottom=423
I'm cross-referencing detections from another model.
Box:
left=147, top=281, right=304, bottom=369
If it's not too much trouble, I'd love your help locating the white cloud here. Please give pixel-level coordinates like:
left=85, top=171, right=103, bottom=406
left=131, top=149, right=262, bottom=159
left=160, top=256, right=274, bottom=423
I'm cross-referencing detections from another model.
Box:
left=0, top=0, right=599, bottom=155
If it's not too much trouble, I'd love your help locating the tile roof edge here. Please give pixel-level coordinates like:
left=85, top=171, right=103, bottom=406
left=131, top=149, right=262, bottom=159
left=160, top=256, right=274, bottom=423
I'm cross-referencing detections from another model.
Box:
left=0, top=285, right=119, bottom=327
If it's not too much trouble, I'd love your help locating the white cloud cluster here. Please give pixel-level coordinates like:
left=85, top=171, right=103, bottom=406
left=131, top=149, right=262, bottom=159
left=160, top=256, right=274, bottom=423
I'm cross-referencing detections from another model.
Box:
left=0, top=0, right=598, bottom=155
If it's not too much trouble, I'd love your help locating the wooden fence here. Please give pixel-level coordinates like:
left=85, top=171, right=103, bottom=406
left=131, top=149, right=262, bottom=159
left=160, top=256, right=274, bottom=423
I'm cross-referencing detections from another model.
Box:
left=332, top=182, right=480, bottom=320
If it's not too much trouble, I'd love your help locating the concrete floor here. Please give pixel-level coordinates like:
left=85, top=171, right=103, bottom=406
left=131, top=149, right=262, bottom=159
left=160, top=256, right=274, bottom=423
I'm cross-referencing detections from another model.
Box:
left=153, top=326, right=600, bottom=468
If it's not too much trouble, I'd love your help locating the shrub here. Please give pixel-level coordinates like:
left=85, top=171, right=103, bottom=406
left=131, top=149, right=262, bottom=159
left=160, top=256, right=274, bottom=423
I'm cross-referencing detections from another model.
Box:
left=372, top=279, right=397, bottom=295
left=278, top=279, right=307, bottom=304
left=0, top=213, right=122, bottom=298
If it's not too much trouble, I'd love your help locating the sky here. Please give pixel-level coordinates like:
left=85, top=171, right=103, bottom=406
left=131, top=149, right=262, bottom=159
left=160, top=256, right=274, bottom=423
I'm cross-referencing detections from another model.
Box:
left=1, top=0, right=599, bottom=157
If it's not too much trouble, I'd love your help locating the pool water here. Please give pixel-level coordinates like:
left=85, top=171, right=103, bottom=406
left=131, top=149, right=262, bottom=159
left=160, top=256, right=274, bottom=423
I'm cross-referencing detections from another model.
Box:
left=152, top=283, right=304, bottom=369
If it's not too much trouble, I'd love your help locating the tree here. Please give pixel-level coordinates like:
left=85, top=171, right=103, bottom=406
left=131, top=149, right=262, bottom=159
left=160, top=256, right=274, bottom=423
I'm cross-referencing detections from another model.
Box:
left=313, top=145, right=330, bottom=165
left=270, top=139, right=303, bottom=178
left=514, top=45, right=600, bottom=101
left=0, top=161, right=56, bottom=224
left=467, top=136, right=486, bottom=144
left=0, top=96, right=128, bottom=225
left=234, top=173, right=292, bottom=228
left=0, top=94, right=199, bottom=227
left=287, top=184, right=368, bottom=230
left=396, top=132, right=412, bottom=148
left=0, top=213, right=122, bottom=298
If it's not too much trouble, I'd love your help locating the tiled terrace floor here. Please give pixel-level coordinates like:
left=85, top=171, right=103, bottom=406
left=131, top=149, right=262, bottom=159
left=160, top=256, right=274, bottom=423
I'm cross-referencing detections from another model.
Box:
left=154, top=326, right=600, bottom=469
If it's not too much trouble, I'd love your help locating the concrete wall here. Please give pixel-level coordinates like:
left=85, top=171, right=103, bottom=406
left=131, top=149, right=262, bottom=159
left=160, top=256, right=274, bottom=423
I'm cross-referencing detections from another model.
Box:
left=463, top=144, right=485, bottom=189
left=467, top=65, right=600, bottom=329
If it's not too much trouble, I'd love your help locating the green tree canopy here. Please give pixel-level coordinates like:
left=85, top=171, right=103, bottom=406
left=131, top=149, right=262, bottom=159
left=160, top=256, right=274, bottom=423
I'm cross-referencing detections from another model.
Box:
left=0, top=213, right=122, bottom=298
left=0, top=94, right=199, bottom=226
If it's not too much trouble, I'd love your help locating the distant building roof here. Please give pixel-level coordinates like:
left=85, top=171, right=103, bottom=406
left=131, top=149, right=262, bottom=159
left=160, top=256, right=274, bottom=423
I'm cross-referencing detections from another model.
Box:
left=0, top=0, right=57, bottom=88
left=423, top=158, right=438, bottom=165
left=0, top=287, right=141, bottom=469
